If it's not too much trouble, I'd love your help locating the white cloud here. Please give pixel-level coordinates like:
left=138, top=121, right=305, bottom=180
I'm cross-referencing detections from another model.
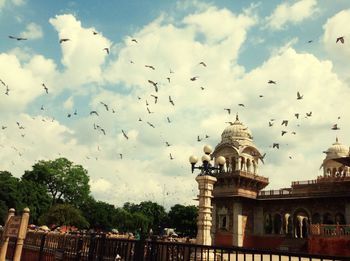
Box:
left=0, top=0, right=5, bottom=9
left=322, top=9, right=350, bottom=78
left=63, top=97, right=74, bottom=110
left=265, top=0, right=319, bottom=30
left=12, top=0, right=24, bottom=6
left=49, top=14, right=111, bottom=87
left=20, top=22, right=43, bottom=40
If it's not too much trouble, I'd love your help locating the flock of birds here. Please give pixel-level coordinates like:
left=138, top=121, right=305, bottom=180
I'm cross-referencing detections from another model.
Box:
left=0, top=29, right=347, bottom=201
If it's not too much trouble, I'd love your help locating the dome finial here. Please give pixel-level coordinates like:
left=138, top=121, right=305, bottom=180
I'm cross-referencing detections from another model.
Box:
left=236, top=113, right=239, bottom=121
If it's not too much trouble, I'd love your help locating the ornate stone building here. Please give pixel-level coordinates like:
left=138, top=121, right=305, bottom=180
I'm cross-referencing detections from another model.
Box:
left=210, top=116, right=350, bottom=251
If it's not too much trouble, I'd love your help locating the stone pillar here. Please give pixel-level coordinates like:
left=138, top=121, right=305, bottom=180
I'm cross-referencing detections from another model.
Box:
left=235, top=158, right=240, bottom=171
left=253, top=207, right=263, bottom=235
left=345, top=203, right=350, bottom=225
left=211, top=202, right=217, bottom=244
left=232, top=202, right=243, bottom=246
left=195, top=175, right=217, bottom=246
left=0, top=208, right=15, bottom=261
left=13, top=208, right=30, bottom=261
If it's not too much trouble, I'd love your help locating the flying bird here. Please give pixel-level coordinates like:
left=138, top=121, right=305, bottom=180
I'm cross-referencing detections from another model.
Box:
left=42, top=83, right=48, bottom=94
left=165, top=142, right=171, bottom=147
left=119, top=153, right=123, bottom=159
left=199, top=62, right=207, bottom=67
left=148, top=80, right=158, bottom=92
left=167, top=117, right=171, bottom=123
left=294, top=113, right=299, bottom=119
left=197, top=135, right=202, bottom=142
left=268, top=80, right=276, bottom=84
left=100, top=128, right=106, bottom=135
left=281, top=120, right=288, bottom=126
left=259, top=153, right=266, bottom=163
left=121, top=130, right=129, bottom=140
left=169, top=153, right=174, bottom=160
left=100, top=102, right=109, bottom=111
left=8, top=35, right=27, bottom=41
left=336, top=36, right=344, bottom=44
left=238, top=103, right=245, bottom=107
left=224, top=108, right=231, bottom=114
left=90, top=111, right=99, bottom=116
left=200, top=86, right=205, bottom=90
left=331, top=124, right=340, bottom=130
left=166, top=77, right=170, bottom=83
left=307, top=40, right=313, bottom=43
left=169, top=96, right=175, bottom=106
left=150, top=94, right=158, bottom=104
left=259, top=95, right=264, bottom=98
left=147, top=122, right=155, bottom=128
left=59, top=38, right=70, bottom=44
left=92, top=31, right=98, bottom=35
left=297, top=91, right=303, bottom=100
left=272, top=143, right=280, bottom=149
left=40, top=105, right=44, bottom=110
left=131, top=38, right=138, bottom=43
left=281, top=131, right=287, bottom=136
left=306, top=111, right=312, bottom=117
left=145, top=65, right=155, bottom=70
left=103, top=48, right=109, bottom=54
left=190, top=76, right=198, bottom=81
left=146, top=107, right=153, bottom=114
left=138, top=117, right=142, bottom=122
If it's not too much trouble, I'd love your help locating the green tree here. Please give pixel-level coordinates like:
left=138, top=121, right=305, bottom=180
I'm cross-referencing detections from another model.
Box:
left=38, top=204, right=89, bottom=228
left=0, top=200, right=7, bottom=225
left=168, top=204, right=198, bottom=237
left=0, top=171, right=21, bottom=210
left=22, top=158, right=90, bottom=207
left=81, top=197, right=116, bottom=231
left=17, top=179, right=51, bottom=224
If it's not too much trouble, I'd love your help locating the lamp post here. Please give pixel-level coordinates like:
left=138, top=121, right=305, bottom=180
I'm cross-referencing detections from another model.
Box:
left=189, top=145, right=225, bottom=246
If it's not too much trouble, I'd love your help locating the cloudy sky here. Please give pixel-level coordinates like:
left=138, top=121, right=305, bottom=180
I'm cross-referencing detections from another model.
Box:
left=1, top=0, right=350, bottom=209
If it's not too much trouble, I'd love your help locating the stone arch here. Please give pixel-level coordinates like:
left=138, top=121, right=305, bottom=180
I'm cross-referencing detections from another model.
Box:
left=292, top=208, right=310, bottom=238
left=273, top=213, right=282, bottom=234
left=264, top=213, right=272, bottom=234
left=311, top=213, right=321, bottom=224
left=323, top=213, right=333, bottom=224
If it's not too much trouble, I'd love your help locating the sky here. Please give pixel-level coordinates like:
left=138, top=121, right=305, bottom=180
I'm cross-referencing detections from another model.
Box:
left=1, top=0, right=350, bottom=209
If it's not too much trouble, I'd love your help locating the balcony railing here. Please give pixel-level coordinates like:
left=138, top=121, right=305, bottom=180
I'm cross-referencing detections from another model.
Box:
left=310, top=224, right=350, bottom=237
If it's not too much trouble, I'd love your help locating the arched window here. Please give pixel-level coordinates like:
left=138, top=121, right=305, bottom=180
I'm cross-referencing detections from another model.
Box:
left=264, top=214, right=272, bottom=234
left=273, top=214, right=282, bottom=234
left=335, top=213, right=346, bottom=225
left=323, top=213, right=333, bottom=224
left=311, top=213, right=321, bottom=224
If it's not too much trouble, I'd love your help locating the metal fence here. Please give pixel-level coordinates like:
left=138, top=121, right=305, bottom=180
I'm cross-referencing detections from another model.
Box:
left=1, top=231, right=349, bottom=261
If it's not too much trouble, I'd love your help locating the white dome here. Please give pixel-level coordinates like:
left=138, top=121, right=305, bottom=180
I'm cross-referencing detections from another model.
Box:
left=325, top=138, right=349, bottom=159
left=221, top=115, right=253, bottom=144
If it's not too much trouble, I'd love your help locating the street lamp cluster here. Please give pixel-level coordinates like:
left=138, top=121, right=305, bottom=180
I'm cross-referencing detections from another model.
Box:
left=189, top=145, right=226, bottom=176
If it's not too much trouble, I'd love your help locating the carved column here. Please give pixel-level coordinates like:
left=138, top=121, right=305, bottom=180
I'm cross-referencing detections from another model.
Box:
left=196, top=175, right=217, bottom=246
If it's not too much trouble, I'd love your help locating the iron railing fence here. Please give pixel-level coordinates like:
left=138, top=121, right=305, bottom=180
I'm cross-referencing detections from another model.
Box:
left=1, top=231, right=348, bottom=261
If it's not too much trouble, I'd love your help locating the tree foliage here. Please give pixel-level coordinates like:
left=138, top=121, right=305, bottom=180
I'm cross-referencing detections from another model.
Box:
left=168, top=204, right=198, bottom=237
left=22, top=158, right=90, bottom=207
left=38, top=203, right=89, bottom=228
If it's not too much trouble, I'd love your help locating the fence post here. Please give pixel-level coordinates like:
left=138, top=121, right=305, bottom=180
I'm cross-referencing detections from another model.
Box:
left=133, top=232, right=146, bottom=261
left=0, top=208, right=15, bottom=261
left=98, top=233, right=106, bottom=261
left=38, top=233, right=47, bottom=261
left=75, top=237, right=84, bottom=261
left=87, top=233, right=96, bottom=261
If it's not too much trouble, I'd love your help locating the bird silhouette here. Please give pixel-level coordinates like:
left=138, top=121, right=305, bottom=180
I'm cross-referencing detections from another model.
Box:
left=281, top=120, right=288, bottom=126
left=150, top=94, right=158, bottom=104
left=121, top=130, right=129, bottom=139
left=331, top=124, right=340, bottom=130
left=0, top=79, right=5, bottom=86
left=103, top=47, right=109, bottom=54
left=199, top=62, right=207, bottom=67
left=259, top=153, right=266, bottom=163
left=238, top=103, right=245, bottom=107
left=138, top=117, right=142, bottom=122
left=167, top=117, right=171, bottom=123
left=307, top=40, right=313, bottom=43
left=259, top=95, right=264, bottom=98
left=131, top=38, right=138, bottom=43
left=336, top=36, right=344, bottom=44
left=119, top=153, right=123, bottom=159
left=165, top=142, right=171, bottom=147
left=59, top=38, right=70, bottom=44
left=297, top=91, right=303, bottom=100
left=100, top=102, right=109, bottom=111
left=200, top=86, right=205, bottom=90
left=281, top=131, right=287, bottom=136
left=294, top=113, right=299, bottom=119
left=306, top=111, right=312, bottom=117
left=169, top=96, right=175, bottom=106
left=169, top=153, right=174, bottom=160
left=273, top=143, right=279, bottom=149
left=100, top=128, right=106, bottom=135
left=205, top=134, right=210, bottom=139
left=67, top=113, right=71, bottom=118
left=197, top=135, right=202, bottom=142
left=190, top=76, right=198, bottom=81
left=224, top=108, right=231, bottom=114
left=92, top=31, right=98, bottom=35
left=42, top=83, right=48, bottom=94
left=148, top=80, right=158, bottom=92
left=268, top=80, right=276, bottom=84
left=4, top=86, right=9, bottom=95
left=8, top=35, right=27, bottom=41
left=90, top=111, right=99, bottom=116
left=74, top=109, right=77, bottom=115
left=40, top=105, right=44, bottom=110
left=146, top=107, right=153, bottom=114
left=166, top=77, right=170, bottom=83
left=268, top=121, right=274, bottom=127
left=147, top=122, right=155, bottom=128
left=145, top=65, right=155, bottom=70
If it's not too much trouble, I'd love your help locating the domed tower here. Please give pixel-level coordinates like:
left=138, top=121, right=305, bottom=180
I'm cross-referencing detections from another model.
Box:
left=212, top=115, right=269, bottom=198
left=321, top=138, right=350, bottom=177
left=211, top=115, right=269, bottom=247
